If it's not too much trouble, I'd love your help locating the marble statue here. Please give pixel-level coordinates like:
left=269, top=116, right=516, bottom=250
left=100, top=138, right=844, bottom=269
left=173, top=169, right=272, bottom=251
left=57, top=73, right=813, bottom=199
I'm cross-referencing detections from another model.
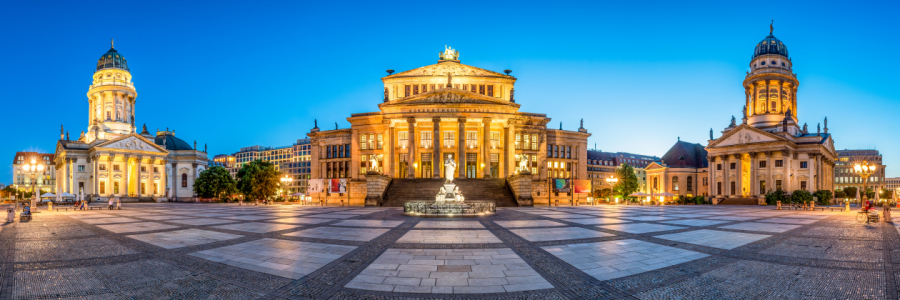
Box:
left=439, top=45, right=459, bottom=60
left=518, top=155, right=529, bottom=172
left=436, top=186, right=446, bottom=203
left=454, top=186, right=464, bottom=202
left=444, top=155, right=456, bottom=183
left=369, top=156, right=378, bottom=171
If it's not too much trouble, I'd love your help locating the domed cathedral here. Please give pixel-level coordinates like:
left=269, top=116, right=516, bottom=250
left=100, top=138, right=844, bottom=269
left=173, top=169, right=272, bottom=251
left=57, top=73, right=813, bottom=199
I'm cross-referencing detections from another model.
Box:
left=308, top=46, right=591, bottom=206
left=53, top=40, right=209, bottom=203
left=705, top=24, right=836, bottom=204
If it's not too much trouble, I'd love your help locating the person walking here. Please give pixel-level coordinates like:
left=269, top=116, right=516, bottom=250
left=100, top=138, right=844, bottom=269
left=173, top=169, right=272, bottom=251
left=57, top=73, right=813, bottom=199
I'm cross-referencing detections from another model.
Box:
left=108, top=198, right=114, bottom=210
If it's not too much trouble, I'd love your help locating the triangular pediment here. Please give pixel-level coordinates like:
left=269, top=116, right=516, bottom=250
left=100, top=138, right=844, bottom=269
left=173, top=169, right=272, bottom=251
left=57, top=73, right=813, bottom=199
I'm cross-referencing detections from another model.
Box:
left=709, top=124, right=784, bottom=148
left=387, top=61, right=509, bottom=78
left=382, top=89, right=518, bottom=107
left=645, top=162, right=666, bottom=170
left=94, top=133, right=168, bottom=153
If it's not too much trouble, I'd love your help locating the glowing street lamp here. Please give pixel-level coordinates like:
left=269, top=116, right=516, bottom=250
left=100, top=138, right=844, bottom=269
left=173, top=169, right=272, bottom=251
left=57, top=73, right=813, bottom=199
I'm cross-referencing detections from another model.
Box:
left=22, top=157, right=46, bottom=212
left=280, top=175, right=293, bottom=198
left=854, top=160, right=876, bottom=211
left=606, top=176, right=618, bottom=204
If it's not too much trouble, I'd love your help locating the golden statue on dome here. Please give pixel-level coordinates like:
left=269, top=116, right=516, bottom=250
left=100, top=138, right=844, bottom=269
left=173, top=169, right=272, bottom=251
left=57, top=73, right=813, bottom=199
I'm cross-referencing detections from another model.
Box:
left=439, top=45, right=459, bottom=60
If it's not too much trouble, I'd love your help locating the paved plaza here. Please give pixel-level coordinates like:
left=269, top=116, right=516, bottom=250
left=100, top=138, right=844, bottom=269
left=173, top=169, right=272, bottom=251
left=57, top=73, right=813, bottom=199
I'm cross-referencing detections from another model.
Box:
left=0, top=203, right=897, bottom=299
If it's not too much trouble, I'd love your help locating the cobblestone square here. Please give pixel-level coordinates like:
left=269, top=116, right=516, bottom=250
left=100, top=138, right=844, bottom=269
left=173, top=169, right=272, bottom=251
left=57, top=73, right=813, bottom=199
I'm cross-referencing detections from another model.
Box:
left=2, top=203, right=897, bottom=299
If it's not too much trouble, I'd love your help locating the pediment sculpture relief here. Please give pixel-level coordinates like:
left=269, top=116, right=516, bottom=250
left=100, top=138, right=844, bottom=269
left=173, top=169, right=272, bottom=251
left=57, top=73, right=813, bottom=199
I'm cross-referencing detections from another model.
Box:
left=406, top=92, right=496, bottom=104
left=400, top=64, right=497, bottom=77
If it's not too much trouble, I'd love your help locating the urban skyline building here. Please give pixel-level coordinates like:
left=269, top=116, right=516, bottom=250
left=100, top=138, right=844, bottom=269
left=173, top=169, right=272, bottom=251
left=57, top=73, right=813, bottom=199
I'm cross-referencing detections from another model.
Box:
left=834, top=149, right=886, bottom=194
left=11, top=152, right=57, bottom=195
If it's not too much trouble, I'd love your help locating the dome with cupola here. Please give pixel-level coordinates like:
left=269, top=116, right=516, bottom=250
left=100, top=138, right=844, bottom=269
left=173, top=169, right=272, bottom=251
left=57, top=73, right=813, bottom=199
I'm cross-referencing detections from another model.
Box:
left=95, top=39, right=129, bottom=72
left=752, top=23, right=789, bottom=58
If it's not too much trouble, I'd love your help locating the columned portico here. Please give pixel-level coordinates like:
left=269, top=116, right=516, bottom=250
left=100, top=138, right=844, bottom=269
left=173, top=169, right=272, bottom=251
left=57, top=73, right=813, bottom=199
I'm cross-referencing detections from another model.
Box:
left=433, top=117, right=441, bottom=178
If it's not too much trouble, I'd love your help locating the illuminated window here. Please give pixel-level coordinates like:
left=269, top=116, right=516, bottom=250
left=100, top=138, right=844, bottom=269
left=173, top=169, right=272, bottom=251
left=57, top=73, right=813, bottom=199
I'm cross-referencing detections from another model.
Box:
left=99, top=164, right=106, bottom=171
left=466, top=131, right=477, bottom=148
left=479, top=85, right=485, bottom=95
left=113, top=165, right=120, bottom=171
left=443, top=131, right=455, bottom=148
left=487, top=85, right=493, bottom=97
left=376, top=134, right=383, bottom=149
left=360, top=134, right=368, bottom=150
left=405, top=85, right=410, bottom=97
left=421, top=131, right=432, bottom=148
left=368, top=133, right=375, bottom=150
left=399, top=131, right=408, bottom=148
left=490, top=131, right=500, bottom=148
left=531, top=134, right=538, bottom=150
left=182, top=173, right=187, bottom=187
left=413, top=85, right=419, bottom=95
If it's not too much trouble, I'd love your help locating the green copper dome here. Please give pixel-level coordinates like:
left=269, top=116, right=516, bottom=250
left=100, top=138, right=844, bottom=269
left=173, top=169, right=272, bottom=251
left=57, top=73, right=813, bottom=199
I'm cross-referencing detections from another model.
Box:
left=95, top=41, right=129, bottom=72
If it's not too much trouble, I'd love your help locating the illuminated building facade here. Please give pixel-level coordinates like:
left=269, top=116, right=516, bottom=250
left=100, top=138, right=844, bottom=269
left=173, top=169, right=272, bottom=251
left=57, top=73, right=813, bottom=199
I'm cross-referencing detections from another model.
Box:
left=12, top=152, right=57, bottom=194
left=308, top=47, right=590, bottom=205
left=53, top=41, right=209, bottom=202
left=705, top=26, right=836, bottom=201
left=834, top=150, right=886, bottom=193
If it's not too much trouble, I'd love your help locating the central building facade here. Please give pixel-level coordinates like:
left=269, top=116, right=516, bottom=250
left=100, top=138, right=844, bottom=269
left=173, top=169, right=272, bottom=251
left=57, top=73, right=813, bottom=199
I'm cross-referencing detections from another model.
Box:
left=308, top=48, right=590, bottom=205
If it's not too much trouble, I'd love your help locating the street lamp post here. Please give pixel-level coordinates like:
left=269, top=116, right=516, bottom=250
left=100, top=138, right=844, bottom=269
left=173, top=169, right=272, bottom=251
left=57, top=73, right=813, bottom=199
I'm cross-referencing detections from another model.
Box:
left=280, top=175, right=293, bottom=201
left=854, top=160, right=876, bottom=212
left=606, top=176, right=618, bottom=205
left=22, top=158, right=46, bottom=212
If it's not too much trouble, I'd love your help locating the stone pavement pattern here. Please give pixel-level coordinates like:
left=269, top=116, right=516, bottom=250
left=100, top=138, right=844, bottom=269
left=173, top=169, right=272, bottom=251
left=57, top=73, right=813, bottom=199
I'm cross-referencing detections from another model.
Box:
left=0, top=203, right=897, bottom=299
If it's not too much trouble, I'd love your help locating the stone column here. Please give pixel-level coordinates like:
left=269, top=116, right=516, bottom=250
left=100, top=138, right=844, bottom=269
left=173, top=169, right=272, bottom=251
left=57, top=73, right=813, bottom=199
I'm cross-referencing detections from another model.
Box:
left=782, top=150, right=791, bottom=191
left=708, top=156, right=716, bottom=197
left=94, top=155, right=102, bottom=197
left=752, top=84, right=759, bottom=113
left=171, top=162, right=178, bottom=201
left=765, top=151, right=773, bottom=192
left=504, top=121, right=512, bottom=177
left=778, top=80, right=785, bottom=114
left=735, top=154, right=743, bottom=197
left=191, top=163, right=198, bottom=202
left=749, top=152, right=757, bottom=196
left=745, top=87, right=751, bottom=116
left=809, top=153, right=817, bottom=192
left=65, top=158, right=71, bottom=194
left=722, top=155, right=729, bottom=196
left=407, top=117, right=416, bottom=178
left=123, top=155, right=130, bottom=197
left=764, top=80, right=771, bottom=112
left=136, top=157, right=143, bottom=196
left=457, top=118, right=466, bottom=178
left=482, top=117, right=491, bottom=178
left=386, top=120, right=394, bottom=177
left=433, top=117, right=441, bottom=178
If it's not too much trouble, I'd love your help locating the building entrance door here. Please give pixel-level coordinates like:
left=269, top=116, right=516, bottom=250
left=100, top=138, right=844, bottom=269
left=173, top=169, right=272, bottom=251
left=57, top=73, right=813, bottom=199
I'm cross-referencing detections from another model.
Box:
left=421, top=153, right=432, bottom=178
left=399, top=154, right=408, bottom=178
left=466, top=153, right=477, bottom=178
left=490, top=153, right=499, bottom=178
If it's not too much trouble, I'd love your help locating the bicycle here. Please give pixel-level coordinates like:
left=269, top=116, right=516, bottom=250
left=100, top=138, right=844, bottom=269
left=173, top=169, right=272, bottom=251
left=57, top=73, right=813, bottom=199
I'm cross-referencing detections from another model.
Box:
left=856, top=210, right=879, bottom=223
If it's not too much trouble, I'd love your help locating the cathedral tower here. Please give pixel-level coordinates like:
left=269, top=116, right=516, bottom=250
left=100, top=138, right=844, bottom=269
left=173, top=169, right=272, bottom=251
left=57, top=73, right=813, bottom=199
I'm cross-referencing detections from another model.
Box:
left=86, top=39, right=137, bottom=143
left=743, top=22, right=799, bottom=130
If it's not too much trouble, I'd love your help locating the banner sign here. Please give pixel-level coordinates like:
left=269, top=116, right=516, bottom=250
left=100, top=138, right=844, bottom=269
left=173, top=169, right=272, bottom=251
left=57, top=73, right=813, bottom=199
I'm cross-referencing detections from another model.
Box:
left=330, top=179, right=347, bottom=193
left=308, top=179, right=325, bottom=193
left=573, top=180, right=591, bottom=193
left=552, top=179, right=570, bottom=193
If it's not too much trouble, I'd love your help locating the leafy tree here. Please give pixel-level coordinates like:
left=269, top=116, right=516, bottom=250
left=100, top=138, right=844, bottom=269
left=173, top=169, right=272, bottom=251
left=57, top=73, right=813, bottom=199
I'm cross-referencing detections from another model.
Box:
left=813, top=190, right=833, bottom=205
left=236, top=160, right=281, bottom=202
left=613, top=163, right=640, bottom=200
left=791, top=190, right=813, bottom=204
left=880, top=189, right=893, bottom=200
left=1, top=186, right=15, bottom=198
left=843, top=187, right=858, bottom=200
left=834, top=189, right=846, bottom=199
left=193, top=166, right=237, bottom=200
left=865, top=188, right=875, bottom=200
left=765, top=189, right=789, bottom=205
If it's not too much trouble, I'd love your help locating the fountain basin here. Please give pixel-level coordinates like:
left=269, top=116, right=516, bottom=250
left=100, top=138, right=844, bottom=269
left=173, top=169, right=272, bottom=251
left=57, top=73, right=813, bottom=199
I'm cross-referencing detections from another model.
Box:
left=403, top=201, right=496, bottom=217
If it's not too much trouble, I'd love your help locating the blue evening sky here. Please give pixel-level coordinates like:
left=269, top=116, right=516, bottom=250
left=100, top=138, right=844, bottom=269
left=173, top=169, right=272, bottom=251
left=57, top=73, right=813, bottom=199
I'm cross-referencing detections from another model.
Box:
left=1, top=0, right=898, bottom=183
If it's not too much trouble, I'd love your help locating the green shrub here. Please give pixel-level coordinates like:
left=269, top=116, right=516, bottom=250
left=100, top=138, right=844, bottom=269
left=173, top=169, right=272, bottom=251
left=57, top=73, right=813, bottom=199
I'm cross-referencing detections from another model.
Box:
left=813, top=190, right=833, bottom=205
left=791, top=190, right=813, bottom=204
left=765, top=189, right=789, bottom=205
left=695, top=196, right=706, bottom=205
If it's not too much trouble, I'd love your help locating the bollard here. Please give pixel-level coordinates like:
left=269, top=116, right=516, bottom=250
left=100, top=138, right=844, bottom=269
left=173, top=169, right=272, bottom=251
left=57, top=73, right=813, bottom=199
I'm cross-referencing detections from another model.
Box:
left=810, top=202, right=815, bottom=210
left=6, top=208, right=14, bottom=223
left=340, top=200, right=344, bottom=207
left=555, top=200, right=559, bottom=207
left=776, top=201, right=781, bottom=210
left=48, top=202, right=53, bottom=211
left=846, top=201, right=850, bottom=212
left=884, top=206, right=892, bottom=222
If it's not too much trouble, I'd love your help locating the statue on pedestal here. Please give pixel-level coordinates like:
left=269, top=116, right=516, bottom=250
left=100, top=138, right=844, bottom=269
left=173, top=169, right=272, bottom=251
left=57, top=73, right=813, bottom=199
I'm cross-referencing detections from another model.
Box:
left=444, top=155, right=456, bottom=184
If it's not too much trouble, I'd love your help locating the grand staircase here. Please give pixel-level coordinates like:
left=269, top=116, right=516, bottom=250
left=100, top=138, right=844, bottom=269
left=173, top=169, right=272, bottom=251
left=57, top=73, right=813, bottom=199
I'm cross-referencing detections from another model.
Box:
left=717, top=197, right=760, bottom=205
left=381, top=178, right=518, bottom=207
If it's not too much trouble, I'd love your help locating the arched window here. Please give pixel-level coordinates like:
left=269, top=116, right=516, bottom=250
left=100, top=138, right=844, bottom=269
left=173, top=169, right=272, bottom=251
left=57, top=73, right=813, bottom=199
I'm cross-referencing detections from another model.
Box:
left=181, top=173, right=187, bottom=187
left=673, top=176, right=679, bottom=191
left=687, top=176, right=693, bottom=192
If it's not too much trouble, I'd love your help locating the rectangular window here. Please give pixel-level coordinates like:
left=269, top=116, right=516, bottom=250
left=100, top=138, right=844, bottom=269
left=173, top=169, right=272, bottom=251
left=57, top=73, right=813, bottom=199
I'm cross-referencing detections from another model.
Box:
left=404, top=85, right=410, bottom=97
left=759, top=161, right=766, bottom=168
left=702, top=177, right=708, bottom=186
left=153, top=167, right=158, bottom=173
left=466, top=131, right=477, bottom=148
left=100, top=181, right=106, bottom=194
left=360, top=155, right=368, bottom=174
left=463, top=84, right=468, bottom=91
left=490, top=131, right=500, bottom=148
left=141, top=183, right=146, bottom=194
left=413, top=85, right=419, bottom=95
left=516, top=134, right=522, bottom=150
left=470, top=84, right=476, bottom=93
left=78, top=165, right=85, bottom=172
left=531, top=154, right=538, bottom=174
left=554, top=145, right=559, bottom=158
left=360, top=134, right=368, bottom=150
left=522, top=134, right=530, bottom=151
left=717, top=182, right=722, bottom=194
left=479, top=85, right=485, bottom=95
left=345, top=144, right=351, bottom=158
left=531, top=134, right=538, bottom=150
left=775, top=160, right=783, bottom=167
left=800, top=181, right=807, bottom=190
left=113, top=165, right=120, bottom=171
left=114, top=181, right=120, bottom=194
left=567, top=146, right=572, bottom=159
left=368, top=134, right=375, bottom=150
left=99, top=164, right=106, bottom=171
left=443, top=131, right=455, bottom=148
left=800, top=161, right=808, bottom=168
left=337, top=145, right=343, bottom=158
left=421, top=84, right=426, bottom=93
left=760, top=180, right=766, bottom=195
left=140, top=166, right=146, bottom=172
left=717, top=164, right=722, bottom=170
left=454, top=84, right=459, bottom=89
left=730, top=181, right=736, bottom=195
left=776, top=179, right=783, bottom=190
left=399, top=131, right=408, bottom=148
left=421, top=131, right=433, bottom=148
left=376, top=134, right=383, bottom=149
left=429, top=84, right=435, bottom=91
left=547, top=143, right=552, bottom=157
left=487, top=85, right=493, bottom=97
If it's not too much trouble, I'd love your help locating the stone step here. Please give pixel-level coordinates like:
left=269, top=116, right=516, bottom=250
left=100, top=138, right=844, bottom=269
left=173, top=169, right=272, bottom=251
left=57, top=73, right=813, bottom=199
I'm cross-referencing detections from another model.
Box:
left=382, top=178, right=518, bottom=207
left=718, top=197, right=760, bottom=205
